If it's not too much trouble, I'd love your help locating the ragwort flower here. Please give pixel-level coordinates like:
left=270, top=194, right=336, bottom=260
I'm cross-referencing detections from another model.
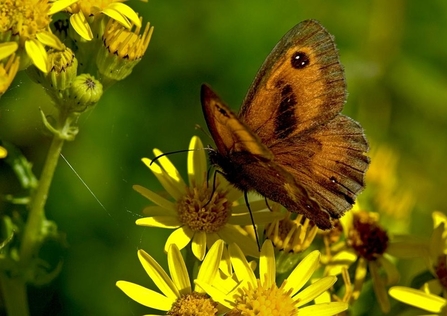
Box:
left=424, top=211, right=447, bottom=297
left=0, top=42, right=20, bottom=95
left=65, top=0, right=141, bottom=40
left=0, top=0, right=76, bottom=72
left=196, top=240, right=348, bottom=316
left=117, top=240, right=226, bottom=315
left=134, top=136, right=282, bottom=260
left=97, top=16, right=153, bottom=87
left=323, top=205, right=429, bottom=313
left=264, top=202, right=319, bottom=274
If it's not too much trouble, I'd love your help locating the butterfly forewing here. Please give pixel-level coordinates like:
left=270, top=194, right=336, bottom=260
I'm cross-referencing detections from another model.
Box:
left=240, top=19, right=346, bottom=145
left=201, top=84, right=273, bottom=159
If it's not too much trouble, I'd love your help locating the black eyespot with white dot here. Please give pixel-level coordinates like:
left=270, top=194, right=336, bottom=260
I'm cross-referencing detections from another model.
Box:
left=291, top=51, right=310, bottom=69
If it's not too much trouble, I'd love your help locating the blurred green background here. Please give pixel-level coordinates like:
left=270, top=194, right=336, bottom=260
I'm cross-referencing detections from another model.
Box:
left=1, top=0, right=447, bottom=315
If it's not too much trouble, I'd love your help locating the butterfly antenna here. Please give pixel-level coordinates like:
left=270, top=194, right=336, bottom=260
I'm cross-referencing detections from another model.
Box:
left=206, top=166, right=213, bottom=189
left=244, top=191, right=261, bottom=252
left=195, top=124, right=213, bottom=142
left=150, top=149, right=197, bottom=166
left=264, top=197, right=274, bottom=212
left=202, top=168, right=220, bottom=208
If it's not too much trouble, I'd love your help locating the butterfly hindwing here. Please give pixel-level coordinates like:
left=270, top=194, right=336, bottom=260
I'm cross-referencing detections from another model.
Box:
left=270, top=115, right=369, bottom=220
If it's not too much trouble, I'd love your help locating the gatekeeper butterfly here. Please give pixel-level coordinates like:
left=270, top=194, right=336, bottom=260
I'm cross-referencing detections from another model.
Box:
left=201, top=20, right=369, bottom=229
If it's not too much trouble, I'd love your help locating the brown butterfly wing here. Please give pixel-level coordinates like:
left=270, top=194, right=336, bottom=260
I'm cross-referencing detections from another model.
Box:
left=270, top=115, right=369, bottom=222
left=238, top=20, right=369, bottom=227
left=202, top=20, right=369, bottom=229
left=201, top=84, right=325, bottom=226
left=240, top=19, right=346, bottom=143
left=201, top=84, right=273, bottom=159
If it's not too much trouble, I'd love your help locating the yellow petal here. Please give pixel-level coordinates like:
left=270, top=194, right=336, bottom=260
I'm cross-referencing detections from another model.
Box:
left=285, top=250, right=320, bottom=295
left=149, top=152, right=184, bottom=186
left=25, top=39, right=48, bottom=73
left=219, top=246, right=232, bottom=276
left=133, top=184, right=175, bottom=212
left=106, top=3, right=141, bottom=27
left=102, top=6, right=131, bottom=29
left=352, top=258, right=368, bottom=299
left=167, top=244, right=191, bottom=296
left=70, top=12, right=93, bottom=41
left=0, top=42, right=18, bottom=60
left=49, top=0, right=78, bottom=15
left=36, top=32, right=64, bottom=50
left=192, top=231, right=207, bottom=261
left=299, top=302, right=349, bottom=316
left=324, top=250, right=357, bottom=276
left=196, top=240, right=224, bottom=293
left=229, top=243, right=256, bottom=286
left=138, top=249, right=180, bottom=299
left=116, top=281, right=174, bottom=310
left=188, top=136, right=207, bottom=186
left=433, top=211, right=447, bottom=228
left=218, top=225, right=259, bottom=258
left=259, top=240, right=275, bottom=288
left=164, top=226, right=194, bottom=253
left=389, top=286, right=446, bottom=313
left=144, top=155, right=184, bottom=199
left=136, top=216, right=182, bottom=229
left=0, top=147, right=7, bottom=158
left=195, top=279, right=234, bottom=310
left=294, top=276, right=337, bottom=306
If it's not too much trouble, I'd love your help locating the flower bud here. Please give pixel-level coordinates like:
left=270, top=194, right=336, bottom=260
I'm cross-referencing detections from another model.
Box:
left=66, top=74, right=103, bottom=113
left=26, top=46, right=78, bottom=98
left=96, top=17, right=153, bottom=88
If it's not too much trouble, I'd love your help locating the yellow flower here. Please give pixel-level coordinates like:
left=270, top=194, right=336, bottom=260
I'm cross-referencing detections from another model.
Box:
left=116, top=240, right=226, bottom=314
left=423, top=211, right=447, bottom=296
left=322, top=205, right=420, bottom=313
left=264, top=202, right=319, bottom=274
left=0, top=42, right=20, bottom=95
left=134, top=136, right=282, bottom=260
left=196, top=240, right=348, bottom=315
left=65, top=0, right=141, bottom=41
left=0, top=0, right=76, bottom=72
left=265, top=202, right=318, bottom=254
left=0, top=145, right=7, bottom=159
left=386, top=214, right=447, bottom=314
left=389, top=286, right=447, bottom=314
left=96, top=16, right=153, bottom=86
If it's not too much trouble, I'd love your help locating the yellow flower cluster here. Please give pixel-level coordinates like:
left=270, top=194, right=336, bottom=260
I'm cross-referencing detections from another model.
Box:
left=0, top=0, right=153, bottom=103
left=117, top=136, right=447, bottom=315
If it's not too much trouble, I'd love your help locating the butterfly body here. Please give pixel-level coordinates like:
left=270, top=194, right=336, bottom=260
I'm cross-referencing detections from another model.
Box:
left=201, top=20, right=369, bottom=229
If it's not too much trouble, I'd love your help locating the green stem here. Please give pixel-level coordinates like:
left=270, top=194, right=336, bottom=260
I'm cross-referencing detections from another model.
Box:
left=19, top=134, right=64, bottom=264
left=0, top=273, right=29, bottom=316
left=6, top=130, right=65, bottom=316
